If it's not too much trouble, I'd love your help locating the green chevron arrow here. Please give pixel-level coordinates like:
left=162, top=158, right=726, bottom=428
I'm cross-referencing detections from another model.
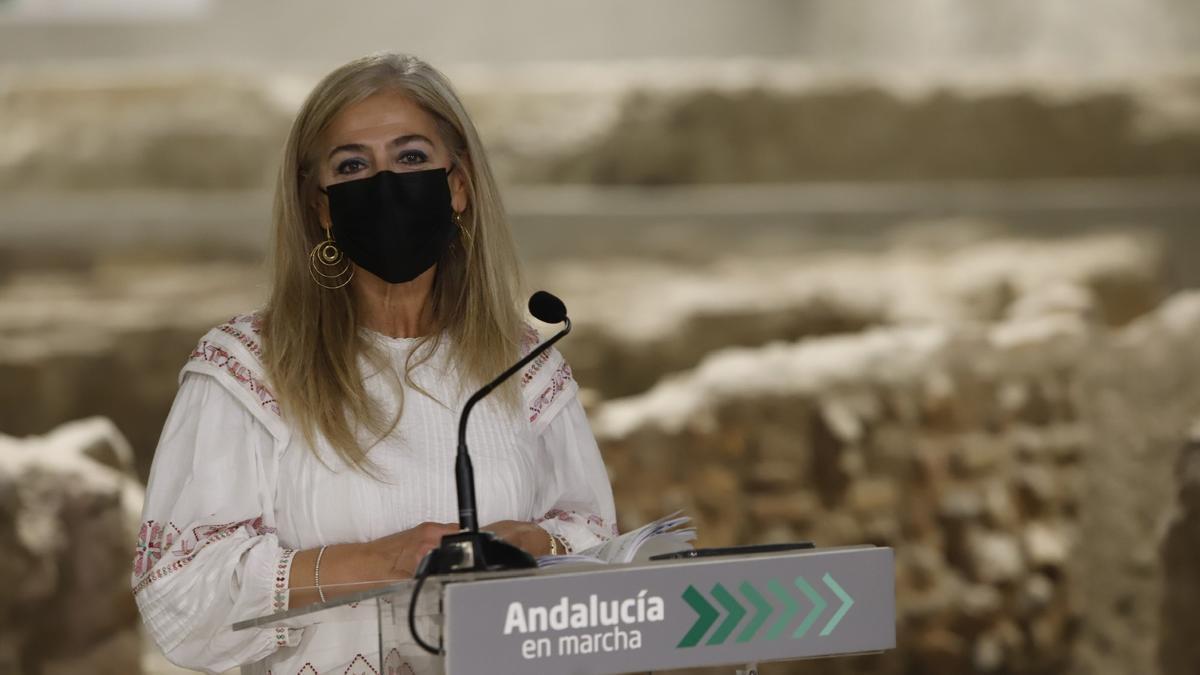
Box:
left=707, top=583, right=746, bottom=646
left=820, top=573, right=855, bottom=636
left=678, top=585, right=719, bottom=647
left=793, top=576, right=827, bottom=639
left=736, top=581, right=774, bottom=643
left=764, top=579, right=798, bottom=640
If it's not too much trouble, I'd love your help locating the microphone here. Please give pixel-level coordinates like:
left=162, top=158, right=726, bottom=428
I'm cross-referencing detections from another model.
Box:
left=529, top=290, right=567, bottom=324
left=424, top=291, right=573, bottom=574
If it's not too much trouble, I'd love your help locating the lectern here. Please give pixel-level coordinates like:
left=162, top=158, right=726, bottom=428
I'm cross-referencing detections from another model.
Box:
left=234, top=544, right=895, bottom=674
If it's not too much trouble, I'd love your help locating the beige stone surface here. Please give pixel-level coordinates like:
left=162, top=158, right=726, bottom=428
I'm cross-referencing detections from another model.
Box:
left=546, top=232, right=1164, bottom=399
left=2, top=64, right=1198, bottom=191
left=0, top=260, right=264, bottom=479
left=0, top=418, right=146, bottom=674
left=592, top=290, right=1200, bottom=675
left=1159, top=420, right=1200, bottom=675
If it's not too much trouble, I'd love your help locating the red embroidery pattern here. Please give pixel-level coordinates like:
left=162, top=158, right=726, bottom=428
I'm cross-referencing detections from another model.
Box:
left=274, top=548, right=296, bottom=646
left=538, top=508, right=618, bottom=538
left=343, top=655, right=378, bottom=674
left=518, top=324, right=553, bottom=386
left=519, top=324, right=540, bottom=352
left=520, top=350, right=552, bottom=386
left=227, top=311, right=265, bottom=333
left=217, top=320, right=264, bottom=358
left=284, top=654, right=395, bottom=675
left=132, top=517, right=273, bottom=595
left=189, top=340, right=281, bottom=416
left=133, top=520, right=182, bottom=577
left=528, top=360, right=573, bottom=425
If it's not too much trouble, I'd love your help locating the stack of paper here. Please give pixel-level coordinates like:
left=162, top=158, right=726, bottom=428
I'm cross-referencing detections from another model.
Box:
left=538, top=512, right=695, bottom=567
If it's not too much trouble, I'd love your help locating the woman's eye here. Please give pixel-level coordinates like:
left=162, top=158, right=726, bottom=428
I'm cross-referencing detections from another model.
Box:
left=398, top=150, right=428, bottom=164
left=335, top=158, right=366, bottom=175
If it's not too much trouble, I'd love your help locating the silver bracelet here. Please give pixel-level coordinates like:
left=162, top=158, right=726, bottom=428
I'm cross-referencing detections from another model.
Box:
left=314, top=545, right=328, bottom=604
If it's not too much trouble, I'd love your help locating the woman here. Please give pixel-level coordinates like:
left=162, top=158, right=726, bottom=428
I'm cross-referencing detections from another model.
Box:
left=132, top=52, right=616, bottom=675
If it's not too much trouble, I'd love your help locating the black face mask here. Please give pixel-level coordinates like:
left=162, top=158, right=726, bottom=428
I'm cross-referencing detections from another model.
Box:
left=323, top=167, right=458, bottom=284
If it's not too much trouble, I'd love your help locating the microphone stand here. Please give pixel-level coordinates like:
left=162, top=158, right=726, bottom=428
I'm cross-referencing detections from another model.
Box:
left=421, top=317, right=572, bottom=575
left=409, top=295, right=573, bottom=654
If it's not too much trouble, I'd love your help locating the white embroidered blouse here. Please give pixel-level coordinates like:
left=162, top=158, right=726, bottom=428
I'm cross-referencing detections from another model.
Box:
left=131, top=313, right=617, bottom=675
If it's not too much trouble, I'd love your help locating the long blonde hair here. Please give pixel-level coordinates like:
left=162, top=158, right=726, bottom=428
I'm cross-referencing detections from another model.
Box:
left=261, top=52, right=524, bottom=471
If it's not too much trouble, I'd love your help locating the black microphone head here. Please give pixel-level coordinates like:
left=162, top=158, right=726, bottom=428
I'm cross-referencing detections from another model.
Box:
left=529, top=291, right=568, bottom=324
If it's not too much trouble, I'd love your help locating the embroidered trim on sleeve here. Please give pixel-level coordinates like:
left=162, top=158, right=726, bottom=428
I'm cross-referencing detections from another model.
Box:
left=518, top=323, right=552, bottom=387
left=528, top=361, right=574, bottom=425
left=132, top=517, right=274, bottom=595
left=520, top=350, right=552, bottom=386
left=274, top=548, right=297, bottom=646
left=188, top=340, right=281, bottom=417
left=133, top=520, right=182, bottom=578
left=217, top=323, right=264, bottom=359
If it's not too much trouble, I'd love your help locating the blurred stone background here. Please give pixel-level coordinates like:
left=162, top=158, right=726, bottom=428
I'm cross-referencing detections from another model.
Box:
left=1, top=1, right=1199, bottom=674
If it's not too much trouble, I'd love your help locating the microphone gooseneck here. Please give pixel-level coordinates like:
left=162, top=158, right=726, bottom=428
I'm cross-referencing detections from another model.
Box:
left=409, top=291, right=574, bottom=654
left=422, top=291, right=572, bottom=576
left=456, top=297, right=572, bottom=532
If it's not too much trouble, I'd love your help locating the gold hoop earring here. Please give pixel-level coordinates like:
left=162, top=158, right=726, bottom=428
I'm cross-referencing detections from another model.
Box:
left=308, top=228, right=353, bottom=289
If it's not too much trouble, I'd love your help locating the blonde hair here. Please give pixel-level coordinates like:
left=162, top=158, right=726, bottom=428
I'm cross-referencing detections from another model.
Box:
left=261, top=52, right=524, bottom=472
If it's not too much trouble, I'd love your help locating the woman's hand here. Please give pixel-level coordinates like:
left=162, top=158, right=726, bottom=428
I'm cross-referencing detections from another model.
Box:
left=365, top=521, right=460, bottom=579
left=483, top=520, right=554, bottom=557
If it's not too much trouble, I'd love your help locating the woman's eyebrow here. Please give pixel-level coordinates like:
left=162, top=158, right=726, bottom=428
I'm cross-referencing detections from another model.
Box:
left=387, top=133, right=433, bottom=148
left=327, top=134, right=434, bottom=161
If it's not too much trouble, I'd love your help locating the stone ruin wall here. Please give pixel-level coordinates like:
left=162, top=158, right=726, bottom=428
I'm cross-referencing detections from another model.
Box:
left=1, top=65, right=1198, bottom=195
left=590, top=291, right=1200, bottom=675
left=2, top=235, right=1199, bottom=674
left=549, top=233, right=1165, bottom=400
left=0, top=418, right=145, bottom=674
left=0, top=233, right=1165, bottom=483
left=1160, top=420, right=1200, bottom=675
